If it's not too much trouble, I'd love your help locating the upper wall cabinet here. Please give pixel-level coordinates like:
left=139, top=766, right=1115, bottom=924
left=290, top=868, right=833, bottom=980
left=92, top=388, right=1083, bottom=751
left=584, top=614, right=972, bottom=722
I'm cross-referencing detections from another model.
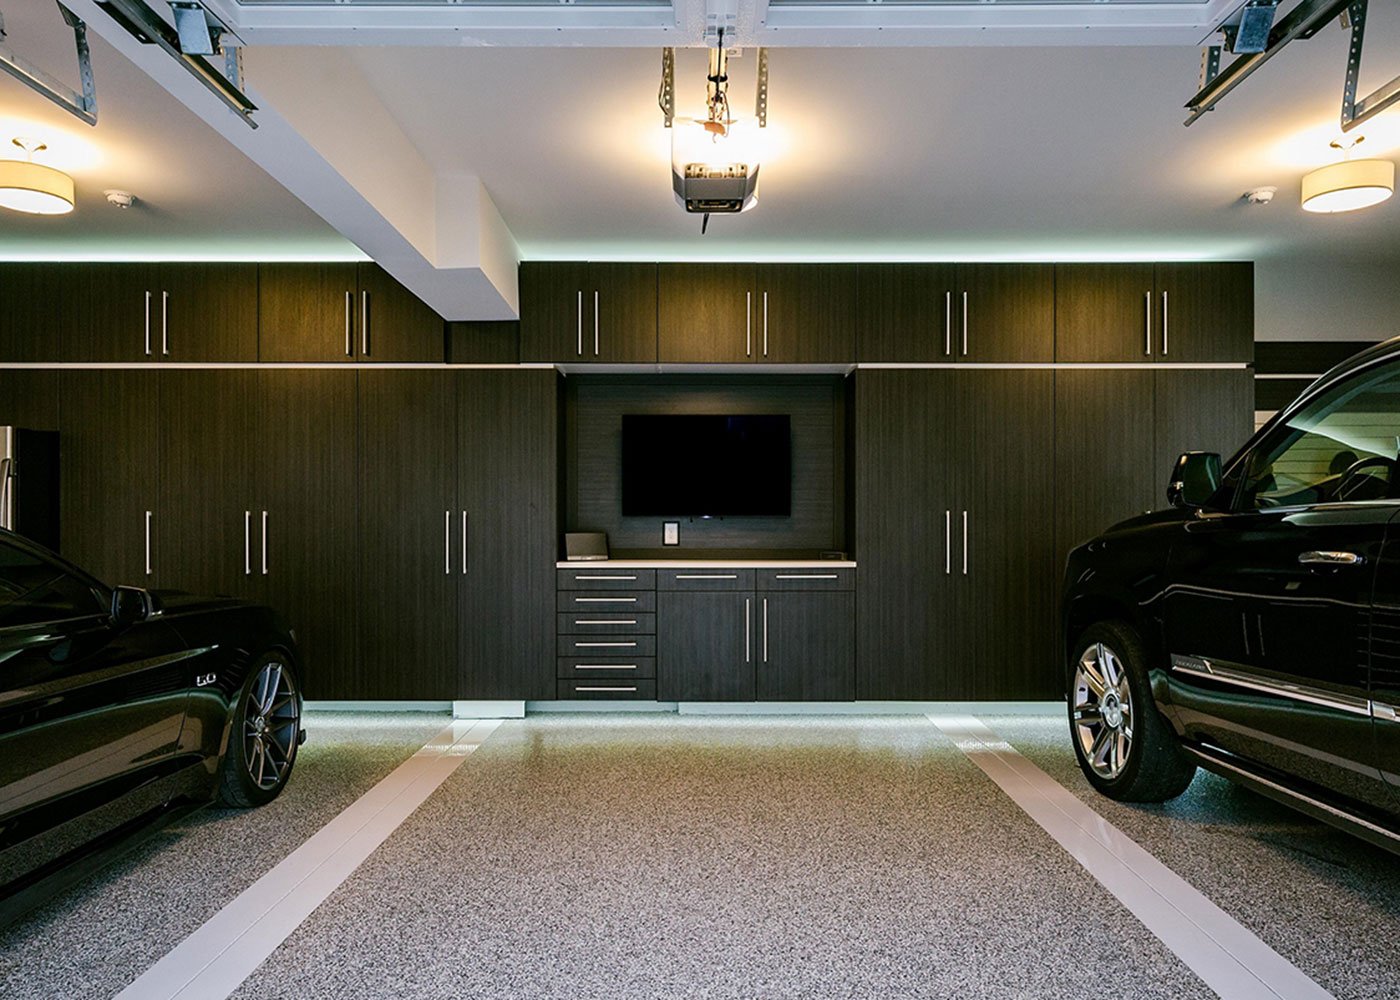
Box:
left=657, top=263, right=856, bottom=364
left=0, top=265, right=76, bottom=362
left=520, top=262, right=657, bottom=364
left=1055, top=262, right=1253, bottom=364
left=55, top=263, right=259, bottom=363
left=856, top=264, right=1054, bottom=363
left=259, top=262, right=444, bottom=363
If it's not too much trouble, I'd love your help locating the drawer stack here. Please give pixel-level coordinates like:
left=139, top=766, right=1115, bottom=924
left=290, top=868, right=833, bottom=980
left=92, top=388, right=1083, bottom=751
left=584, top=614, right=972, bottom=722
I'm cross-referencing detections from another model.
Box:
left=557, top=568, right=657, bottom=699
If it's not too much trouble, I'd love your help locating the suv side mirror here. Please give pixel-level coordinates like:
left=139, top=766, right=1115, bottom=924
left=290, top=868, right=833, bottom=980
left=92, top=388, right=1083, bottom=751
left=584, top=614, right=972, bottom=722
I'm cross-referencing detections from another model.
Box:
left=1167, top=452, right=1223, bottom=509
left=110, top=585, right=156, bottom=627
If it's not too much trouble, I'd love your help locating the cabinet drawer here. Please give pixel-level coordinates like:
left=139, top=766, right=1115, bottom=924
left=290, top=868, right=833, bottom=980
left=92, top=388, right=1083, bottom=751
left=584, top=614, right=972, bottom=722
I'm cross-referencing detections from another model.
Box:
left=556, top=612, right=656, bottom=635
left=557, top=590, right=656, bottom=613
left=558, top=634, right=657, bottom=657
left=558, top=568, right=657, bottom=590
left=658, top=568, right=756, bottom=591
left=558, top=657, right=657, bottom=679
left=558, top=678, right=658, bottom=700
left=757, top=568, right=854, bottom=591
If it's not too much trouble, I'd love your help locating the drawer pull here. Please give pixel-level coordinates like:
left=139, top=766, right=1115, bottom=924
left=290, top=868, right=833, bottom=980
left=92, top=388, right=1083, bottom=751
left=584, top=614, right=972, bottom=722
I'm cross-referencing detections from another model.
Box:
left=573, top=597, right=637, bottom=603
left=773, top=573, right=839, bottom=580
left=576, top=686, right=638, bottom=693
left=675, top=573, right=739, bottom=580
left=575, top=664, right=637, bottom=670
left=575, top=641, right=637, bottom=648
left=574, top=619, right=638, bottom=625
left=575, top=574, right=638, bottom=581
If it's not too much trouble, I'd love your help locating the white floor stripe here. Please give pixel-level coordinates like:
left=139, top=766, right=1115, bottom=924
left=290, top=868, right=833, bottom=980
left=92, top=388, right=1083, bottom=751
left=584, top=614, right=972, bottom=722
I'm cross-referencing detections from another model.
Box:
left=115, top=718, right=501, bottom=1000
left=929, top=715, right=1335, bottom=1000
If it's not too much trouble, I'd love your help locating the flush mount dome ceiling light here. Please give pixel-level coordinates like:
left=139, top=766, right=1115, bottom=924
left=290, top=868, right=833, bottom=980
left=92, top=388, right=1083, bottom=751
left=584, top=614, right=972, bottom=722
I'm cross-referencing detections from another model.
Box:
left=0, top=139, right=75, bottom=215
left=1301, top=137, right=1395, bottom=214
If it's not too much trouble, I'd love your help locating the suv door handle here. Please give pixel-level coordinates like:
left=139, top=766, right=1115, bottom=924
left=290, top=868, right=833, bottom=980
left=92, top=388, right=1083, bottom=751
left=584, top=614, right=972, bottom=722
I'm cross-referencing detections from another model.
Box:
left=1298, top=550, right=1365, bottom=566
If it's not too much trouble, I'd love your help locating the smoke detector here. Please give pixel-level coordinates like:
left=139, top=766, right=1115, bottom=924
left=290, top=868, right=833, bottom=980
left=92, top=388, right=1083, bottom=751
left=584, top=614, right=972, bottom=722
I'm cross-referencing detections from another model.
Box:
left=1243, top=186, right=1277, bottom=205
left=104, top=189, right=136, bottom=209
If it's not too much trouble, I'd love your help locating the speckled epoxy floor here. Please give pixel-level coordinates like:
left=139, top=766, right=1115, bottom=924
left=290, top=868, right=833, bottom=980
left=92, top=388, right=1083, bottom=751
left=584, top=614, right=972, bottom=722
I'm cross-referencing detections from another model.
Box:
left=0, top=712, right=448, bottom=1000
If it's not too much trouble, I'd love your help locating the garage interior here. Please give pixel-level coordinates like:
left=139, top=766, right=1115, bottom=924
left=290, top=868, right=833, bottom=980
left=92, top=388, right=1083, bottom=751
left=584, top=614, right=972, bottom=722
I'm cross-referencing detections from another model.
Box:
left=2, top=1, right=1400, bottom=997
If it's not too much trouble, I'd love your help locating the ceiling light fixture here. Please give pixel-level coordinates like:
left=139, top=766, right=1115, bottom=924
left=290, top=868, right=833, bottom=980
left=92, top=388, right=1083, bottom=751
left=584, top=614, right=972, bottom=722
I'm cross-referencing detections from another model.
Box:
left=1301, top=136, right=1395, bottom=213
left=0, top=138, right=75, bottom=215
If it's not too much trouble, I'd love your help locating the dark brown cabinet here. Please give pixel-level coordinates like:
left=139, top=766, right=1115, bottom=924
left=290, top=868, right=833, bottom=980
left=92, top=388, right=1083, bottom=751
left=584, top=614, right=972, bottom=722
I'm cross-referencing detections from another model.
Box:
left=658, top=263, right=755, bottom=363
left=857, top=264, right=1053, bottom=363
left=1056, top=262, right=1252, bottom=363
left=1153, top=368, right=1256, bottom=485
left=0, top=265, right=76, bottom=361
left=520, top=262, right=657, bottom=363
left=0, top=370, right=58, bottom=430
left=259, top=263, right=443, bottom=363
left=756, top=590, right=854, bottom=700
left=657, top=589, right=755, bottom=701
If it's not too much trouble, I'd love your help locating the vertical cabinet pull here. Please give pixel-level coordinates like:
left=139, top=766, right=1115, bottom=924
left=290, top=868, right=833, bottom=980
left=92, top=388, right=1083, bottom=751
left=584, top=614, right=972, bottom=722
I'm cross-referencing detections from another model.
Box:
left=962, top=510, right=969, bottom=575
left=261, top=510, right=269, bottom=575
left=745, top=291, right=752, bottom=357
left=1144, top=291, right=1152, bottom=356
left=161, top=290, right=170, bottom=356
left=361, top=290, right=370, bottom=356
left=344, top=291, right=353, bottom=357
left=461, top=510, right=468, bottom=574
left=762, top=597, right=769, bottom=663
left=144, top=291, right=152, bottom=356
left=745, top=597, right=751, bottom=663
left=593, top=290, right=600, bottom=357
left=244, top=510, right=252, bottom=575
left=762, top=291, right=769, bottom=357
left=144, top=510, right=153, bottom=576
left=444, top=510, right=451, bottom=575
left=1161, top=290, right=1169, bottom=356
left=576, top=290, right=583, bottom=356
left=961, top=290, right=968, bottom=357
left=944, top=291, right=952, bottom=357
left=944, top=510, right=951, bottom=576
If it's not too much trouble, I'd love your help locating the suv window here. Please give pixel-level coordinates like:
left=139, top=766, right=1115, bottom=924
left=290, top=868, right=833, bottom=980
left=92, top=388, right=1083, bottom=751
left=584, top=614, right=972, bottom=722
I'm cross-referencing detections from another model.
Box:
left=1237, top=360, right=1400, bottom=510
left=0, top=540, right=105, bottom=629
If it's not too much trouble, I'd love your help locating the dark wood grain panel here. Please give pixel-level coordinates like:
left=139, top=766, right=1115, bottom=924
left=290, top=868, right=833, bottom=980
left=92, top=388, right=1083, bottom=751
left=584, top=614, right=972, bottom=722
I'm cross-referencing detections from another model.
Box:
left=754, top=264, right=857, bottom=364
left=357, top=369, right=457, bottom=699
left=592, top=263, right=658, bottom=363
left=558, top=568, right=657, bottom=590
left=519, top=261, right=589, bottom=362
left=957, top=264, right=1055, bottom=364
left=558, top=678, right=657, bottom=700
left=757, top=590, right=854, bottom=700
left=657, top=263, right=754, bottom=362
left=569, top=376, right=843, bottom=554
left=1055, top=263, right=1155, bottom=363
left=556, top=612, right=656, bottom=635
left=61, top=264, right=154, bottom=362
left=856, top=264, right=956, bottom=363
left=1154, top=262, right=1253, bottom=364
left=657, top=589, right=754, bottom=701
left=160, top=263, right=259, bottom=362
left=258, top=263, right=358, bottom=363
left=447, top=322, right=520, bottom=364
left=1153, top=369, right=1257, bottom=488
left=557, top=589, right=657, bottom=612
left=558, top=634, right=656, bottom=657
left=557, top=657, right=656, bottom=679
left=0, top=370, right=59, bottom=430
left=0, top=264, right=75, bottom=361
left=357, top=263, right=445, bottom=363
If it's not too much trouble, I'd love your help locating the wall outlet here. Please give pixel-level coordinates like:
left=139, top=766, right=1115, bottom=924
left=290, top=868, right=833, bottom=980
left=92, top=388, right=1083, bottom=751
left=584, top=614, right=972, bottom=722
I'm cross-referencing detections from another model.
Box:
left=663, top=522, right=680, bottom=546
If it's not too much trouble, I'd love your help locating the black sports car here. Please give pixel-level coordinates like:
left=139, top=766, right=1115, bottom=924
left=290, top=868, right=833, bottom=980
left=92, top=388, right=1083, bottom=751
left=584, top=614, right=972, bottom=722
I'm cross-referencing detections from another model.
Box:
left=1062, top=337, right=1400, bottom=853
left=0, top=528, right=303, bottom=918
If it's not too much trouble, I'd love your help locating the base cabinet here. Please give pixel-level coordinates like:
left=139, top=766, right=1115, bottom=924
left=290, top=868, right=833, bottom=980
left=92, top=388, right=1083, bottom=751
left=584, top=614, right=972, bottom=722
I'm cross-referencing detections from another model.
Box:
left=757, top=590, right=854, bottom=701
left=658, top=590, right=755, bottom=701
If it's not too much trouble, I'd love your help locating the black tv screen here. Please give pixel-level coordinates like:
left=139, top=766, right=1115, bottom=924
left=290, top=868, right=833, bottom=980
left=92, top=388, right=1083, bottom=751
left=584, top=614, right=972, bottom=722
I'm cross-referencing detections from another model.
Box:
left=621, top=414, right=791, bottom=517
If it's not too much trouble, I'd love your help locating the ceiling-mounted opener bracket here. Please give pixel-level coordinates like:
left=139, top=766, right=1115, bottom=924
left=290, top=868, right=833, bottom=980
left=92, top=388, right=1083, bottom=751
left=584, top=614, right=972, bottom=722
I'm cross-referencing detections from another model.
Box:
left=659, top=46, right=674, bottom=128
left=0, top=2, right=99, bottom=126
left=1340, top=1, right=1400, bottom=133
left=755, top=47, right=768, bottom=128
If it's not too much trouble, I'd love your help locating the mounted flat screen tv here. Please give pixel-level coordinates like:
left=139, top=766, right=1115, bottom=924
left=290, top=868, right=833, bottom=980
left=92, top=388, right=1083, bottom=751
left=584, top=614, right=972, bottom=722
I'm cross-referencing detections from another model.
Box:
left=621, top=414, right=791, bottom=517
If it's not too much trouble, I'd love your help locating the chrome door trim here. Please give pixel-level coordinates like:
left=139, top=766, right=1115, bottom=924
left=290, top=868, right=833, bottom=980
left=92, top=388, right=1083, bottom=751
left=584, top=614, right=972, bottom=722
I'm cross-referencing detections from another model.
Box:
left=1170, top=654, right=1373, bottom=717
left=1298, top=550, right=1365, bottom=566
left=1373, top=701, right=1399, bottom=723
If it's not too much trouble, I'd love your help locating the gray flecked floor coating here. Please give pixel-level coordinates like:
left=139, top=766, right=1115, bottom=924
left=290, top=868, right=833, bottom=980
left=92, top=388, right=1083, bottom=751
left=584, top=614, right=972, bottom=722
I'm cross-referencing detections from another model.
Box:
left=225, top=715, right=1213, bottom=1000
left=988, top=714, right=1400, bottom=1000
left=0, top=711, right=448, bottom=1000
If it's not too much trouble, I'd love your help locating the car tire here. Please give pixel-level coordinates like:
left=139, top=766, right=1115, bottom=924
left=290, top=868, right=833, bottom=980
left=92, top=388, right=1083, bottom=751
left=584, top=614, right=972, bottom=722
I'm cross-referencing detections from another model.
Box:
left=1068, top=621, right=1196, bottom=803
left=218, top=651, right=302, bottom=808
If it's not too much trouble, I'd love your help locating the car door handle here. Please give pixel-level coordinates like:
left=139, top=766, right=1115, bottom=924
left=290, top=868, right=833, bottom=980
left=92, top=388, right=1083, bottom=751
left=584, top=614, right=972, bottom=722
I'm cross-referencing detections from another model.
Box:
left=1298, top=550, right=1365, bottom=566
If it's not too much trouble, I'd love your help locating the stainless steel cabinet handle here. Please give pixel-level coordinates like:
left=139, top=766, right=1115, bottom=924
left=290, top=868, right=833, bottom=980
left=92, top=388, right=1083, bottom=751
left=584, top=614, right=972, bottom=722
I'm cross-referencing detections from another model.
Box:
left=762, top=597, right=768, bottom=663
left=962, top=510, right=969, bottom=575
left=344, top=291, right=353, bottom=356
left=576, top=619, right=639, bottom=625
left=574, top=597, right=637, bottom=604
left=361, top=290, right=369, bottom=356
left=161, top=290, right=169, bottom=356
left=461, top=510, right=468, bottom=574
left=144, top=510, right=152, bottom=576
left=144, top=291, right=152, bottom=356
left=576, top=574, right=637, bottom=581
left=1161, top=290, right=1169, bottom=356
left=944, top=291, right=952, bottom=357
left=745, top=597, right=751, bottom=663
left=1298, top=550, right=1364, bottom=566
left=244, top=510, right=252, bottom=575
left=944, top=510, right=951, bottom=576
left=577, top=686, right=638, bottom=693
left=576, top=641, right=637, bottom=648
left=961, top=290, right=968, bottom=357
left=576, top=290, right=583, bottom=356
left=676, top=573, right=739, bottom=580
left=1144, top=291, right=1152, bottom=356
left=575, top=664, right=637, bottom=671
left=746, top=291, right=752, bottom=357
left=774, top=573, right=838, bottom=579
left=261, top=510, right=268, bottom=575
left=444, top=510, right=451, bottom=575
left=762, top=290, right=769, bottom=357
left=594, top=290, right=600, bottom=357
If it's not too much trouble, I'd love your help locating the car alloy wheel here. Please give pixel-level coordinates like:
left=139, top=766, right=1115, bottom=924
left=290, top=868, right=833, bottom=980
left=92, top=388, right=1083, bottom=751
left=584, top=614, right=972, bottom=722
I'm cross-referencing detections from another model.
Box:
left=243, top=660, right=299, bottom=791
left=1072, top=641, right=1134, bottom=781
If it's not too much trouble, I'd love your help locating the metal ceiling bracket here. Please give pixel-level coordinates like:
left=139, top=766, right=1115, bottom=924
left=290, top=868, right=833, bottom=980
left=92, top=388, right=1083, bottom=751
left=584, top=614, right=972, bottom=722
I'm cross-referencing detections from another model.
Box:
left=1340, top=0, right=1400, bottom=132
left=0, top=2, right=99, bottom=126
left=659, top=46, right=674, bottom=128
left=1199, top=45, right=1222, bottom=91
left=755, top=47, right=768, bottom=128
left=95, top=0, right=258, bottom=128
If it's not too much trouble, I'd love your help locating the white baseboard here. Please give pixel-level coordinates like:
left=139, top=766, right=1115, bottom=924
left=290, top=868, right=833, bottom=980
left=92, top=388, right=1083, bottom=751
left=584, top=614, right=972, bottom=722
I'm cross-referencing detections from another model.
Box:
left=305, top=699, right=1065, bottom=718
left=304, top=701, right=452, bottom=713
left=452, top=700, right=526, bottom=719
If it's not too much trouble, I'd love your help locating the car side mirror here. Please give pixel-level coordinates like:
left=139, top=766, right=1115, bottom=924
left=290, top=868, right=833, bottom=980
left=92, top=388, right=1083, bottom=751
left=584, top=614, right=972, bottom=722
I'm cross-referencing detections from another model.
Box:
left=110, top=585, right=156, bottom=627
left=1167, top=452, right=1223, bottom=509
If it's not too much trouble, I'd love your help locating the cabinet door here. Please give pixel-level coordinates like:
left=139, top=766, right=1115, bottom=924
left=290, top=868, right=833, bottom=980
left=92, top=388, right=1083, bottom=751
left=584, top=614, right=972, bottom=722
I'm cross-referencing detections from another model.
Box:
left=956, top=264, right=1055, bottom=363
left=157, top=371, right=259, bottom=596
left=657, top=590, right=754, bottom=700
left=0, top=264, right=71, bottom=361
left=1055, top=264, right=1155, bottom=363
left=357, top=263, right=445, bottom=363
left=1153, top=369, right=1255, bottom=486
left=856, top=264, right=955, bottom=363
left=357, top=370, right=457, bottom=699
left=257, top=370, right=359, bottom=700
left=0, top=370, right=58, bottom=430
left=158, top=264, right=259, bottom=362
left=590, top=263, right=657, bottom=363
left=854, top=370, right=960, bottom=699
left=58, top=371, right=159, bottom=586
left=754, top=264, right=856, bottom=364
left=757, top=590, right=854, bottom=700
left=62, top=264, right=156, bottom=362
left=458, top=370, right=557, bottom=700
left=953, top=370, right=1057, bottom=699
left=1154, top=262, right=1254, bottom=364
left=657, top=263, right=754, bottom=363
left=519, top=262, right=589, bottom=362
left=1053, top=370, right=1156, bottom=573
left=258, top=263, right=359, bottom=363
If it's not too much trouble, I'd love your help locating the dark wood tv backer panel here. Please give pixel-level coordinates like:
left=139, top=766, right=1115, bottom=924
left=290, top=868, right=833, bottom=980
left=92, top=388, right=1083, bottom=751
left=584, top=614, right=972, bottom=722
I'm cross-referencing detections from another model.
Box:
left=565, top=375, right=847, bottom=557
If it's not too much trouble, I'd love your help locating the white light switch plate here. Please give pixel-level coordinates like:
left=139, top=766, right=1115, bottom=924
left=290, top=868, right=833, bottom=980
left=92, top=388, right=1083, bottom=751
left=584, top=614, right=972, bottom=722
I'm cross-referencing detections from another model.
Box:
left=663, top=522, right=680, bottom=546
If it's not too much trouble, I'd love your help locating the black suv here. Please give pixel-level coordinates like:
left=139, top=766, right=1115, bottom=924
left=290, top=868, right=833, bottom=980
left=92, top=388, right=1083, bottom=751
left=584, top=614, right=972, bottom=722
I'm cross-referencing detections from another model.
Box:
left=1063, top=338, right=1400, bottom=853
